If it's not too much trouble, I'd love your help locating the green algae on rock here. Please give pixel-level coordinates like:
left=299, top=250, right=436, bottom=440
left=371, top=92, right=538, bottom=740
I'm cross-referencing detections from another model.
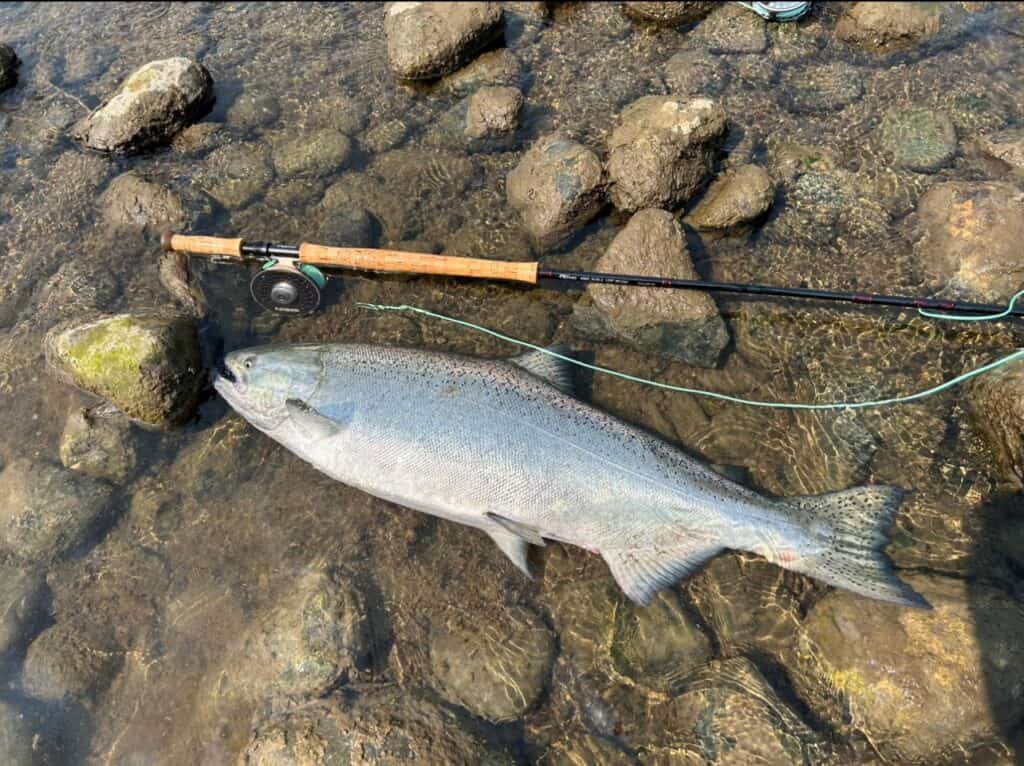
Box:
left=877, top=107, right=958, bottom=173
left=46, top=312, right=202, bottom=428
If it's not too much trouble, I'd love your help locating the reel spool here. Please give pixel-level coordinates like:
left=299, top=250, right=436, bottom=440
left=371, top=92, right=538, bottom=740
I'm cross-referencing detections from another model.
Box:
left=249, top=259, right=327, bottom=315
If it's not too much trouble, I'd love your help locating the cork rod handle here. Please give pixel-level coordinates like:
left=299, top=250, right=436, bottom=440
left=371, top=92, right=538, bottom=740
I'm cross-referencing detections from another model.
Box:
left=162, top=232, right=243, bottom=258
left=298, top=244, right=539, bottom=285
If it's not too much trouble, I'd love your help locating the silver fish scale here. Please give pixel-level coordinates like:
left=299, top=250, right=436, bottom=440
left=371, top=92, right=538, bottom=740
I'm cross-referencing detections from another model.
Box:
left=280, top=344, right=793, bottom=553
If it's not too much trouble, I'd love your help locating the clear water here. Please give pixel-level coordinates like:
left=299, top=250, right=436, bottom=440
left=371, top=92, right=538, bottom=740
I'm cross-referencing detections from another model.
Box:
left=1, top=2, right=1023, bottom=763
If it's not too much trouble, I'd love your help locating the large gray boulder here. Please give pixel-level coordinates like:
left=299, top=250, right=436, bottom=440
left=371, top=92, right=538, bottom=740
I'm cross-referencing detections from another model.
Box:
left=912, top=181, right=1024, bottom=302
left=0, top=459, right=113, bottom=564
left=507, top=132, right=605, bottom=250
left=583, top=208, right=729, bottom=368
left=429, top=605, right=555, bottom=722
left=384, top=2, right=504, bottom=81
left=72, top=57, right=214, bottom=154
left=787, top=574, right=1024, bottom=763
left=0, top=44, right=18, bottom=92
left=46, top=312, right=203, bottom=428
left=605, top=96, right=727, bottom=213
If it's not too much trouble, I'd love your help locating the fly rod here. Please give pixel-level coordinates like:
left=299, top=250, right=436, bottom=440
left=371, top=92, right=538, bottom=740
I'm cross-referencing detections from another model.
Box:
left=162, top=232, right=1024, bottom=321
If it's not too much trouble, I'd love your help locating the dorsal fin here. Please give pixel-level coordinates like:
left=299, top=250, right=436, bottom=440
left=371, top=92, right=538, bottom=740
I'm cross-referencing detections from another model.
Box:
left=510, top=345, right=576, bottom=396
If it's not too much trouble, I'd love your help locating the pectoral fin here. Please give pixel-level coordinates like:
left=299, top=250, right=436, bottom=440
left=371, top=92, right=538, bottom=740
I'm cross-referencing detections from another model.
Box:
left=485, top=512, right=547, bottom=546
left=603, top=543, right=723, bottom=606
left=284, top=398, right=351, bottom=441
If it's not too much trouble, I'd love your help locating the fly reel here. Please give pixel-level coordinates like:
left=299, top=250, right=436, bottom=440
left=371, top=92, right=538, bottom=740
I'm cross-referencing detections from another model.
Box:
left=249, top=259, right=327, bottom=315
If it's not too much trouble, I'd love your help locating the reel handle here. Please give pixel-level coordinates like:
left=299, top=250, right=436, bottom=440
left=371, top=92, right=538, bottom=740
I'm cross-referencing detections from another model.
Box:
left=298, top=243, right=540, bottom=285
left=162, top=232, right=243, bottom=258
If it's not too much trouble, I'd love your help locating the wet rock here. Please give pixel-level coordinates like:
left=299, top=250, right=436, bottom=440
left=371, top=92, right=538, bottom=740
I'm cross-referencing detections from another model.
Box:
left=664, top=50, right=731, bottom=98
left=0, top=459, right=113, bottom=564
left=429, top=605, right=555, bottom=722
left=877, top=107, right=957, bottom=173
left=384, top=2, right=505, bottom=81
left=781, top=61, right=863, bottom=114
left=21, top=622, right=121, bottom=704
left=611, top=591, right=712, bottom=691
left=46, top=312, right=203, bottom=428
left=605, top=96, right=727, bottom=213
left=912, top=181, right=1024, bottom=302
left=72, top=57, right=214, bottom=154
left=59, top=408, right=137, bottom=484
left=363, top=118, right=410, bottom=153
left=542, top=732, right=637, bottom=766
left=965, top=358, right=1024, bottom=487
left=439, top=48, right=520, bottom=96
left=689, top=2, right=768, bottom=53
left=0, top=700, right=40, bottom=766
left=506, top=132, right=605, bottom=250
left=219, top=570, right=376, bottom=700
left=621, top=2, right=715, bottom=26
left=98, top=172, right=186, bottom=232
left=272, top=128, right=352, bottom=177
left=976, top=127, right=1024, bottom=172
left=639, top=658, right=829, bottom=764
left=465, top=85, right=523, bottom=139
left=158, top=250, right=208, bottom=319
left=0, top=568, right=47, bottom=660
left=316, top=208, right=379, bottom=248
left=585, top=209, right=729, bottom=368
left=226, top=92, right=281, bottom=129
left=170, top=121, right=222, bottom=154
left=763, top=169, right=850, bottom=246
left=836, top=2, right=941, bottom=51
left=686, top=164, right=774, bottom=231
left=0, top=44, right=19, bottom=92
left=787, top=574, right=1024, bottom=762
left=197, top=142, right=275, bottom=208
left=240, top=687, right=513, bottom=765
left=301, top=94, right=370, bottom=136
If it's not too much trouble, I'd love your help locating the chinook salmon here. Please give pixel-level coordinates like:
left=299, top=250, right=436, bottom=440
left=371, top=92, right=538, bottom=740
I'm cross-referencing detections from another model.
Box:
left=213, top=343, right=929, bottom=609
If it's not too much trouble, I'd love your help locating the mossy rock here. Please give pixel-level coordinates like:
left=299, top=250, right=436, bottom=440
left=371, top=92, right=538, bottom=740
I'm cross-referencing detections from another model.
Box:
left=46, top=313, right=202, bottom=428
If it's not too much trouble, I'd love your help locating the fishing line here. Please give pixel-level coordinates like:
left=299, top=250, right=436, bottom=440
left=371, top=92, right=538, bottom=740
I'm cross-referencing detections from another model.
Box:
left=356, top=301, right=1024, bottom=411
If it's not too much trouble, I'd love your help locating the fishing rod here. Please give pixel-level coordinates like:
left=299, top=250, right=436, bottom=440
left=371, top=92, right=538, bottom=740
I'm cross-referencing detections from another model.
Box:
left=161, top=232, right=1024, bottom=321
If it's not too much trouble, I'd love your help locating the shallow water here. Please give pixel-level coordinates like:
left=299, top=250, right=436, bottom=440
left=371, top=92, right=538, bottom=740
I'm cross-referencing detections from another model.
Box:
left=1, top=1, right=1024, bottom=764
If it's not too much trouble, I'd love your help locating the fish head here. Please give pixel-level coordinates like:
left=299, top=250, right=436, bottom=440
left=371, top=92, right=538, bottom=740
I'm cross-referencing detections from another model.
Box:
left=213, top=344, right=325, bottom=431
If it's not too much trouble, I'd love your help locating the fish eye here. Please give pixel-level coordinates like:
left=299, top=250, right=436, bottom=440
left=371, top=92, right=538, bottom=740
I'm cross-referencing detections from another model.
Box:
left=243, top=357, right=254, bottom=370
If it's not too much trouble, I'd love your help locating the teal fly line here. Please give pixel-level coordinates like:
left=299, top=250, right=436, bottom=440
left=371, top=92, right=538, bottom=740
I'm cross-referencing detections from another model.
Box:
left=356, top=302, right=1024, bottom=411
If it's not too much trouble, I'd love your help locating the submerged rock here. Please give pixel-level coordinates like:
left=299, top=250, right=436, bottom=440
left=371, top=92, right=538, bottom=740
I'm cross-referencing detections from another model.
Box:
left=877, top=107, right=957, bottom=173
left=0, top=459, right=113, bottom=564
left=506, top=132, right=605, bottom=250
left=46, top=312, right=203, bottom=428
left=59, top=408, right=137, bottom=484
left=0, top=44, right=18, bottom=92
left=429, top=605, right=554, bottom=721
left=439, top=48, right=520, bottom=96
left=72, top=57, right=214, bottom=154
left=0, top=700, right=41, bottom=766
left=686, top=163, right=774, bottom=231
left=316, top=208, right=379, bottom=248
left=384, top=2, right=504, bottom=81
left=787, top=574, right=1024, bottom=763
left=621, top=2, right=715, bottom=26
left=781, top=61, right=863, bottom=114
left=0, top=568, right=47, bottom=661
left=912, top=181, right=1024, bottom=302
left=98, top=172, right=187, bottom=232
left=664, top=50, right=731, bottom=98
left=197, top=142, right=275, bottom=208
left=542, top=732, right=636, bottom=766
left=976, top=127, right=1024, bottom=172
left=159, top=250, right=209, bottom=319
left=835, top=2, right=941, bottom=51
left=21, top=621, right=121, bottom=704
left=585, top=209, right=729, bottom=368
left=465, top=85, right=523, bottom=139
left=689, top=2, right=768, bottom=54
left=605, top=96, right=727, bottom=213
left=639, top=658, right=830, bottom=764
left=272, top=128, right=352, bottom=177
left=240, top=687, right=513, bottom=765
left=226, top=91, right=281, bottom=129
left=965, top=357, right=1024, bottom=487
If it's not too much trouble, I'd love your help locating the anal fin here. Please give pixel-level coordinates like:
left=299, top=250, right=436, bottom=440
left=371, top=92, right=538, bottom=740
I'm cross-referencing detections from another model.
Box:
left=603, top=543, right=722, bottom=606
left=488, top=529, right=532, bottom=578
left=485, top=512, right=547, bottom=547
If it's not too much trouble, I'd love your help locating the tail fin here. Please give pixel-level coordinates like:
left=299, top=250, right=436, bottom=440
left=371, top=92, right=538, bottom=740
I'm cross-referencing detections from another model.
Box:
left=788, top=486, right=931, bottom=609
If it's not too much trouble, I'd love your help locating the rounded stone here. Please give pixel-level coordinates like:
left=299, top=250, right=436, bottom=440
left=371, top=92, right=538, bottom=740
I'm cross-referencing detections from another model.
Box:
left=782, top=62, right=864, bottom=114
left=46, top=312, right=203, bottom=428
left=430, top=605, right=555, bottom=722
left=22, top=622, right=122, bottom=704
left=686, top=163, right=775, bottom=230
left=198, top=142, right=275, bottom=208
left=976, top=127, right=1024, bottom=171
left=664, top=50, right=731, bottom=97
left=59, top=408, right=137, bottom=484
left=226, top=92, right=282, bottom=129
left=384, top=2, right=505, bottom=81
left=0, top=459, right=114, bottom=564
left=272, top=129, right=352, bottom=177
left=98, top=172, right=187, bottom=232
left=465, top=85, right=523, bottom=139
left=0, top=568, right=47, bottom=659
left=965, top=358, right=1024, bottom=487
left=72, top=57, right=214, bottom=154
left=621, top=1, right=715, bottom=26
left=877, top=107, right=957, bottom=173
left=787, top=573, right=1024, bottom=763
left=836, top=2, right=941, bottom=51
